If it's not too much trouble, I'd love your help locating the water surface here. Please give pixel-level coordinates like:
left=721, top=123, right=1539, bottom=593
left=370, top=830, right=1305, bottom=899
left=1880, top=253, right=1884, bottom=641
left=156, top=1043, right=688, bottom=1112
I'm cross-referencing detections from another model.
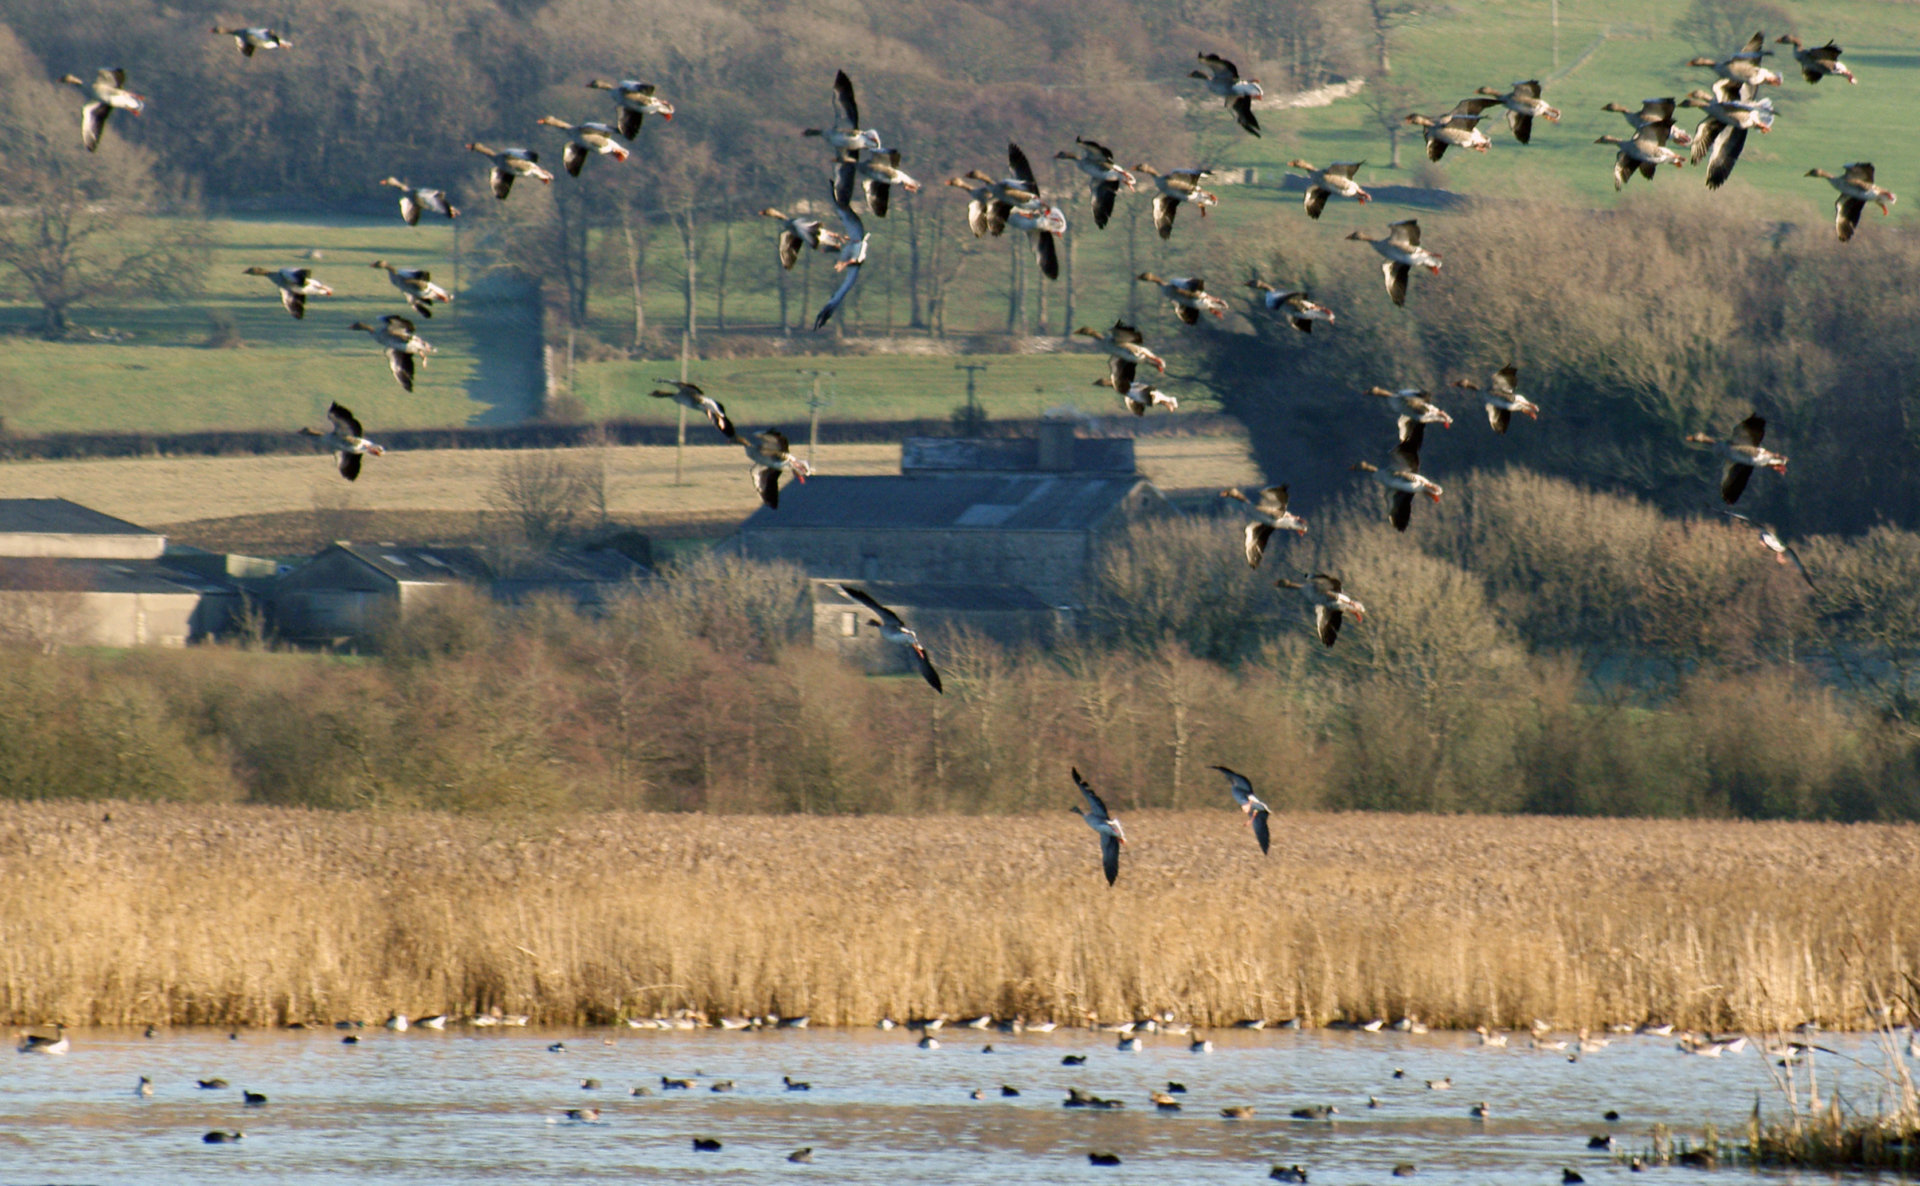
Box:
left=1, top=1027, right=1906, bottom=1183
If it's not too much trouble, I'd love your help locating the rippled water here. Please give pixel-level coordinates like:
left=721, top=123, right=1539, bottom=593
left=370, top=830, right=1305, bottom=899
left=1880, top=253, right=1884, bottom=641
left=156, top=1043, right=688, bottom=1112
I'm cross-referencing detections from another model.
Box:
left=1, top=1026, right=1906, bottom=1183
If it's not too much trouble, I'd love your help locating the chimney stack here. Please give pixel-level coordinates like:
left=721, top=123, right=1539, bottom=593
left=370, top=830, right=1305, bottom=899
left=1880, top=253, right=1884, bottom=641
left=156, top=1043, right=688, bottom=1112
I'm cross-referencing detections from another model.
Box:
left=1036, top=418, right=1076, bottom=471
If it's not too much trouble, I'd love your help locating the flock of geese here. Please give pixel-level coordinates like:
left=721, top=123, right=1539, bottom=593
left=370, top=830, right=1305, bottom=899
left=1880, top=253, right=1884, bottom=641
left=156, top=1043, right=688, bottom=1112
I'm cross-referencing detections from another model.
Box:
left=47, top=29, right=1890, bottom=877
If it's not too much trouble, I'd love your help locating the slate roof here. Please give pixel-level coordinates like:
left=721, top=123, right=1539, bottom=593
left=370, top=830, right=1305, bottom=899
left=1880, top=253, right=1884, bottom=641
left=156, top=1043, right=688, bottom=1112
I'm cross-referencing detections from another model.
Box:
left=0, top=499, right=160, bottom=537
left=0, top=557, right=229, bottom=595
left=740, top=475, right=1150, bottom=533
left=813, top=580, right=1055, bottom=613
left=332, top=544, right=494, bottom=583
left=900, top=437, right=1136, bottom=475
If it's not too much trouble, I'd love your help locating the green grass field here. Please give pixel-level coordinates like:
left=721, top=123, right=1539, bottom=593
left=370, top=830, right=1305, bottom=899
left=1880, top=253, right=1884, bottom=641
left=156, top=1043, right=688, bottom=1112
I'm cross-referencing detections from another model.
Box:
left=569, top=351, right=1226, bottom=425
left=0, top=216, right=534, bottom=435
left=1, top=0, right=1912, bottom=439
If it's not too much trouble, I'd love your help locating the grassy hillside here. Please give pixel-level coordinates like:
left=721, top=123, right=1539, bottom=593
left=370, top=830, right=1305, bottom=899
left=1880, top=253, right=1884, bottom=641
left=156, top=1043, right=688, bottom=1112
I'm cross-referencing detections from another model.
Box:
left=2, top=0, right=1912, bottom=440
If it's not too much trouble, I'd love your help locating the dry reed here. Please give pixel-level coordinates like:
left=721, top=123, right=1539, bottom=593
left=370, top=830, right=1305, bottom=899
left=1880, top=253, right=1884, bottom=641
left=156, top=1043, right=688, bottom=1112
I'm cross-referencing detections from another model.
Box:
left=3, top=801, right=1916, bottom=1033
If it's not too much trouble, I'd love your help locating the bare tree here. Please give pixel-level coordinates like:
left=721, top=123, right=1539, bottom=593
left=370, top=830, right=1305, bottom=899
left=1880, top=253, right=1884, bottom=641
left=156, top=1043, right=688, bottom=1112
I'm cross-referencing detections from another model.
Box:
left=0, top=35, right=206, bottom=338
left=486, top=452, right=602, bottom=549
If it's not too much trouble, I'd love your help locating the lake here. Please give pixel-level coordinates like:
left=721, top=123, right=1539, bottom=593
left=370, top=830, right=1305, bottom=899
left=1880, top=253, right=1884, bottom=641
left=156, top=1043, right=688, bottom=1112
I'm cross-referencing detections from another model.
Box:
left=2, top=1026, right=1905, bottom=1183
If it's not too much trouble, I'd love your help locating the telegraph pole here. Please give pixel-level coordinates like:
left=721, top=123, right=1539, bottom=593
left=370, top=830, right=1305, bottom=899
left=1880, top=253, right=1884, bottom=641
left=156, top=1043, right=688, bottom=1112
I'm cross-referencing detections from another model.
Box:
left=954, top=361, right=989, bottom=436
left=799, top=369, right=833, bottom=466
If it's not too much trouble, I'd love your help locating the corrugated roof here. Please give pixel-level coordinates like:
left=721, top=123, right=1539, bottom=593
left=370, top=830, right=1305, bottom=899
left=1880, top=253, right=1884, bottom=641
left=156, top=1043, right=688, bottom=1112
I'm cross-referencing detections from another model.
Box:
left=814, top=580, right=1055, bottom=613
left=900, top=437, right=1136, bottom=475
left=0, top=557, right=228, bottom=595
left=740, top=475, right=1150, bottom=533
left=0, top=499, right=160, bottom=537
left=333, top=544, right=493, bottom=583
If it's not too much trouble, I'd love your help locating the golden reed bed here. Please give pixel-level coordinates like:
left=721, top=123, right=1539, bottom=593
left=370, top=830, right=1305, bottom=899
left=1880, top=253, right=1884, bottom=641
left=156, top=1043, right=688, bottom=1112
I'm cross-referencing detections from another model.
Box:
left=3, top=803, right=1916, bottom=1031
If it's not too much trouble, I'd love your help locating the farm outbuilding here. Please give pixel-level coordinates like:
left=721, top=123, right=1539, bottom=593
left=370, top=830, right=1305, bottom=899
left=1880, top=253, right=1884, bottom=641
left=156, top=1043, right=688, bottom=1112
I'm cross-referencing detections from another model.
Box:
left=734, top=422, right=1164, bottom=607
left=811, top=579, right=1062, bottom=674
left=0, top=499, right=245, bottom=648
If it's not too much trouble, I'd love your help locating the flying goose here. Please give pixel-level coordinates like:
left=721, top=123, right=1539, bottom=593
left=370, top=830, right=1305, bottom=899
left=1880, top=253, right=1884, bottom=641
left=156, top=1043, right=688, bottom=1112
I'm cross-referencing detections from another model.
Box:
left=998, top=144, right=1065, bottom=279
left=1595, top=124, right=1686, bottom=189
left=1210, top=765, right=1271, bottom=854
left=1135, top=164, right=1218, bottom=239
left=1776, top=35, right=1855, bottom=84
left=1685, top=414, right=1787, bottom=504
left=15, top=1025, right=67, bottom=1054
left=370, top=260, right=452, bottom=318
left=585, top=79, right=674, bottom=139
left=59, top=68, right=144, bottom=152
left=1347, top=220, right=1439, bottom=306
left=1137, top=273, right=1226, bottom=324
left=535, top=116, right=631, bottom=176
left=1070, top=768, right=1127, bottom=886
left=1287, top=159, right=1369, bottom=219
left=242, top=266, right=332, bottom=319
left=1405, top=97, right=1498, bottom=160
left=650, top=380, right=732, bottom=436
left=1807, top=163, right=1895, bottom=242
left=811, top=192, right=868, bottom=330
left=1680, top=80, right=1772, bottom=189
left=834, top=584, right=943, bottom=692
left=946, top=173, right=1015, bottom=238
left=1352, top=417, right=1442, bottom=532
left=1600, top=98, right=1693, bottom=145
left=210, top=27, right=291, bottom=56
left=348, top=314, right=433, bottom=392
left=1364, top=386, right=1453, bottom=427
left=804, top=70, right=882, bottom=153
left=464, top=143, right=553, bottom=199
left=1719, top=510, right=1815, bottom=588
left=729, top=427, right=812, bottom=509
left=1074, top=321, right=1165, bottom=395
left=1476, top=80, right=1560, bottom=143
left=1276, top=572, right=1365, bottom=648
left=1450, top=366, right=1538, bottom=433
left=1094, top=376, right=1178, bottom=417
left=1688, top=34, right=1783, bottom=87
left=299, top=402, right=385, bottom=481
left=759, top=207, right=847, bottom=269
left=1245, top=281, right=1334, bottom=333
left=1220, top=485, right=1306, bottom=567
left=849, top=149, right=921, bottom=218
left=1190, top=53, right=1263, bottom=137
left=1055, top=137, right=1135, bottom=228
left=378, top=177, right=459, bottom=225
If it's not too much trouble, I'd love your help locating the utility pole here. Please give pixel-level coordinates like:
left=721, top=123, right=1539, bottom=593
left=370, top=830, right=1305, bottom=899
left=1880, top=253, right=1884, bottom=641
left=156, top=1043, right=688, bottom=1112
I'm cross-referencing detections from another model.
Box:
left=799, top=369, right=834, bottom=466
left=674, top=331, right=689, bottom=486
left=954, top=362, right=989, bottom=436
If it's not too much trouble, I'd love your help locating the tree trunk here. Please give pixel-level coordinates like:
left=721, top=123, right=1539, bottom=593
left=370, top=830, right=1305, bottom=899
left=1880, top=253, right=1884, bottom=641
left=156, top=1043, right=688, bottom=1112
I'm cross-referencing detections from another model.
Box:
left=883, top=226, right=894, bottom=335
left=1062, top=229, right=1075, bottom=336
left=620, top=205, right=646, bottom=346
left=776, top=247, right=790, bottom=336
left=714, top=217, right=733, bottom=332
left=677, top=205, right=697, bottom=340
left=800, top=247, right=813, bottom=332
left=906, top=200, right=926, bottom=328
left=39, top=302, right=69, bottom=340
left=1034, top=241, right=1048, bottom=336
left=1005, top=236, right=1020, bottom=336
left=1124, top=202, right=1142, bottom=322
left=1389, top=124, right=1402, bottom=169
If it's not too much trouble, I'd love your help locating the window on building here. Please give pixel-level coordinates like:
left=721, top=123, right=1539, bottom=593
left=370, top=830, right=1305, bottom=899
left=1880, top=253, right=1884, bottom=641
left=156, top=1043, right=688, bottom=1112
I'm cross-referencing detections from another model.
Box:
left=840, top=611, right=858, bottom=637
